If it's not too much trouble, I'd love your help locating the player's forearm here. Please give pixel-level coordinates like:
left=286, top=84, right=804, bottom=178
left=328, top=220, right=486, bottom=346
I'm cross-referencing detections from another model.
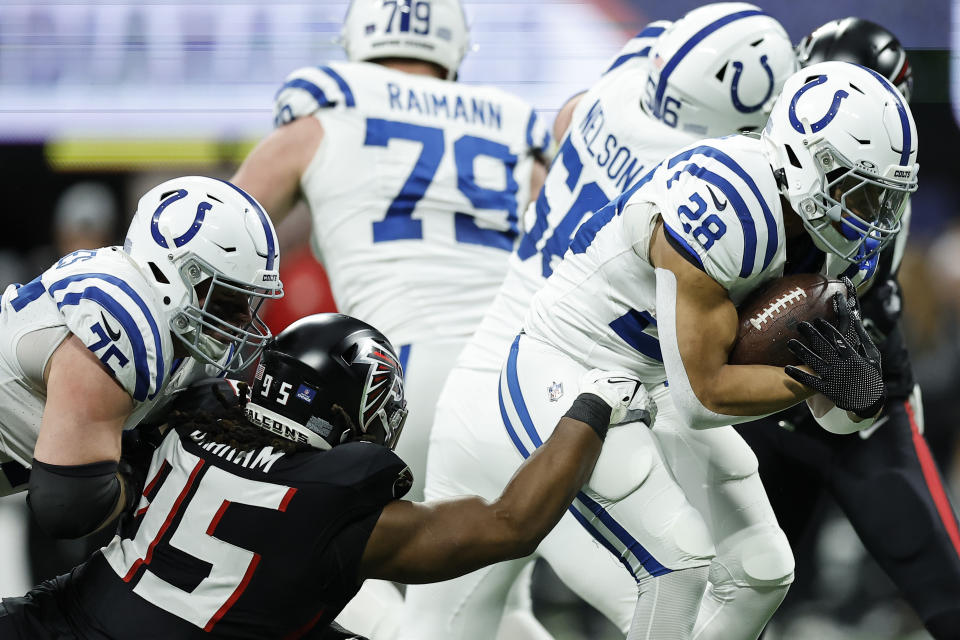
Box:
left=384, top=417, right=602, bottom=584
left=486, top=416, right=602, bottom=552
left=701, top=363, right=814, bottom=416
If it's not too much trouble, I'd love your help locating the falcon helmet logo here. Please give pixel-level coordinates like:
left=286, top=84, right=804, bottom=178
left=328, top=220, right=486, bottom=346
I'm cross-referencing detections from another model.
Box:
left=350, top=337, right=408, bottom=447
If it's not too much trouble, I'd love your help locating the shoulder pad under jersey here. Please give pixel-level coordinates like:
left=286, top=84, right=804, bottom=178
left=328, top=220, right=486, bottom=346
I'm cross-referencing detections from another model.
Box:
left=273, top=62, right=357, bottom=127
left=42, top=248, right=172, bottom=403
left=314, top=441, right=412, bottom=503
left=656, top=138, right=784, bottom=299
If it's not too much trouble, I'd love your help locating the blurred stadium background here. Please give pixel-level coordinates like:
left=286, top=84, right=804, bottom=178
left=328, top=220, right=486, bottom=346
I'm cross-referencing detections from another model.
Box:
left=0, top=1, right=956, bottom=638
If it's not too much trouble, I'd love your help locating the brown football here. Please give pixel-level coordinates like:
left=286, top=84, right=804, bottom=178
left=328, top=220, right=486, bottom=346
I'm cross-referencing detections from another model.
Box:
left=729, top=274, right=847, bottom=366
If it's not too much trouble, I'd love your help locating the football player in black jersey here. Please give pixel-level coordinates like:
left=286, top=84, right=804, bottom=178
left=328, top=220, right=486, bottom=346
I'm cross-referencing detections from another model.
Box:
left=735, top=18, right=960, bottom=640
left=0, top=313, right=653, bottom=640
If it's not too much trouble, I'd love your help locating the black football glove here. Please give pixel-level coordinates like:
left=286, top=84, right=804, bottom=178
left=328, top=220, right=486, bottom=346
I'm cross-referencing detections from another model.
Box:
left=119, top=427, right=162, bottom=516
left=784, top=312, right=885, bottom=420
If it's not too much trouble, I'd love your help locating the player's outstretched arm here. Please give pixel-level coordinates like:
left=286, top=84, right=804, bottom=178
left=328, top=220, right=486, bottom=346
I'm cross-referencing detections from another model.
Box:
left=359, top=377, right=644, bottom=584
left=30, top=335, right=136, bottom=538
left=650, top=222, right=813, bottom=423
left=231, top=116, right=323, bottom=226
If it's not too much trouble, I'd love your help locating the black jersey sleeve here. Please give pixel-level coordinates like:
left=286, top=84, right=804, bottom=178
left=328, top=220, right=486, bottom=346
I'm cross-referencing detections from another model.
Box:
left=315, top=442, right=413, bottom=505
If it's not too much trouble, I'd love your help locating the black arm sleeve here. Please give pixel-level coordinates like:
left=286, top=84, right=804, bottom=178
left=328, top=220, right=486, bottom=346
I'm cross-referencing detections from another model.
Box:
left=27, top=459, right=123, bottom=540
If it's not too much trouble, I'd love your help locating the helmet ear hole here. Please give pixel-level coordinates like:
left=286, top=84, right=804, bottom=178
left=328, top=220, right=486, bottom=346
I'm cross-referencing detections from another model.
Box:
left=785, top=144, right=803, bottom=169
left=148, top=262, right=170, bottom=285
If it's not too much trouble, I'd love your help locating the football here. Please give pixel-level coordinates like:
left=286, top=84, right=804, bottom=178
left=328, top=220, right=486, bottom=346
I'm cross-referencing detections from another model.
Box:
left=729, top=274, right=847, bottom=366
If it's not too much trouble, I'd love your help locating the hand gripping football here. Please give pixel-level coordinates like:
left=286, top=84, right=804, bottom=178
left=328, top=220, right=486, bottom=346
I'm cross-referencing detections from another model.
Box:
left=729, top=274, right=846, bottom=366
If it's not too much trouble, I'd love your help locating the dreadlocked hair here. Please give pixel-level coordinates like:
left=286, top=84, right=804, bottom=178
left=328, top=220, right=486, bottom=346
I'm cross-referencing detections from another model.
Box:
left=166, top=382, right=314, bottom=454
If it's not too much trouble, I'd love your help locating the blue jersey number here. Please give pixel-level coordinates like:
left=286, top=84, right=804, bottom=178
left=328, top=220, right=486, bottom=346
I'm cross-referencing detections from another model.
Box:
left=676, top=191, right=728, bottom=251
left=384, top=0, right=430, bottom=35
left=516, top=136, right=608, bottom=277
left=365, top=118, right=519, bottom=250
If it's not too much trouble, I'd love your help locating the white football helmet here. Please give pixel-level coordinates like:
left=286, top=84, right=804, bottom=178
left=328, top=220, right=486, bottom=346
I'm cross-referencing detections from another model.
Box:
left=123, top=177, right=283, bottom=374
left=761, top=61, right=919, bottom=267
left=641, top=2, right=798, bottom=137
left=341, top=0, right=470, bottom=80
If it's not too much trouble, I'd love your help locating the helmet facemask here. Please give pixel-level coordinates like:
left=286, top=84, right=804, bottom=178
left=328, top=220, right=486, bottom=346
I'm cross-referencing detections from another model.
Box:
left=171, top=254, right=282, bottom=374
left=796, top=143, right=915, bottom=265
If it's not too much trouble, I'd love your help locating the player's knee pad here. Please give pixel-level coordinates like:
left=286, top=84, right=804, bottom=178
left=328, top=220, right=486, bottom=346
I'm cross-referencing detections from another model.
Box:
left=710, top=523, right=794, bottom=589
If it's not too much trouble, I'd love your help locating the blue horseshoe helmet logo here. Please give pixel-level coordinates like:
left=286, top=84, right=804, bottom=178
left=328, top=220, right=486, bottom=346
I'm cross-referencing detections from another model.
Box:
left=730, top=54, right=775, bottom=114
left=150, top=189, right=212, bottom=249
left=788, top=75, right=850, bottom=134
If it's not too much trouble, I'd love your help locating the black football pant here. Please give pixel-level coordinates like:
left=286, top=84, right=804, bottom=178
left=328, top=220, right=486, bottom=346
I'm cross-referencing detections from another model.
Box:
left=736, top=397, right=960, bottom=640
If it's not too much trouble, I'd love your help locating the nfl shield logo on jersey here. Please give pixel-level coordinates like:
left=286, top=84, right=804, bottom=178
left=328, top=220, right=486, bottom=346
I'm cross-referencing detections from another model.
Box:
left=548, top=381, right=564, bottom=402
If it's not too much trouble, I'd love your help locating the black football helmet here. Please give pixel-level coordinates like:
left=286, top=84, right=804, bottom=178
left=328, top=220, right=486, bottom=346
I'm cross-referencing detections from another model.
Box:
left=796, top=17, right=912, bottom=102
left=246, top=313, right=407, bottom=450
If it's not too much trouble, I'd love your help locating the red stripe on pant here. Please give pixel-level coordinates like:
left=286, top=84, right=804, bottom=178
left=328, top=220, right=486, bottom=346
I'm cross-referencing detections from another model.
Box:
left=905, top=400, right=960, bottom=559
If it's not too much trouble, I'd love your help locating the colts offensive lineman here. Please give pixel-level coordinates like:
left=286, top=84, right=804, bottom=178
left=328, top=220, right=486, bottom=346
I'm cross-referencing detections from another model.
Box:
left=403, top=4, right=798, bottom=639
left=736, top=19, right=960, bottom=639
left=0, top=313, right=652, bottom=639
left=0, top=177, right=281, bottom=540
left=231, top=0, right=549, bottom=504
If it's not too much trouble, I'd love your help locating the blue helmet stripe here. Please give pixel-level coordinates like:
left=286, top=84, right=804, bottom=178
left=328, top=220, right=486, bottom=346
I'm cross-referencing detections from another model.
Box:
left=318, top=65, right=356, bottom=108
left=653, top=9, right=765, bottom=117
left=275, top=78, right=331, bottom=107
left=860, top=65, right=911, bottom=166
left=668, top=144, right=778, bottom=271
left=48, top=273, right=166, bottom=400
left=216, top=179, right=277, bottom=272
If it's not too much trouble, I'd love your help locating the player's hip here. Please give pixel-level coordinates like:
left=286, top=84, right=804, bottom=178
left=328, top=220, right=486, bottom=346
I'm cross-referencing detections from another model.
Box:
left=425, top=367, right=522, bottom=502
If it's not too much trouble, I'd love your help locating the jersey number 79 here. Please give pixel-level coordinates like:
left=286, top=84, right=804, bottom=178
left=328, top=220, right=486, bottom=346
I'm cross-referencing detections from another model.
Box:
left=364, top=117, right=520, bottom=251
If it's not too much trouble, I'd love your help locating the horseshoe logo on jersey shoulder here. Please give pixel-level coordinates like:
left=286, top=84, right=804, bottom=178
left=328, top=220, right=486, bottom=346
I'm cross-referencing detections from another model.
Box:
left=730, top=54, right=775, bottom=114
left=788, top=75, right=851, bottom=134
left=150, top=189, right=213, bottom=249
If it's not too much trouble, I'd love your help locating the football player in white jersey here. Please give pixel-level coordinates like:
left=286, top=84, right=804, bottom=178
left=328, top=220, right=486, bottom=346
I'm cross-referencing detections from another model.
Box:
left=230, top=0, right=549, bottom=505
left=0, top=176, right=282, bottom=542
left=402, top=5, right=801, bottom=639
left=514, top=60, right=913, bottom=640
left=229, top=1, right=548, bottom=637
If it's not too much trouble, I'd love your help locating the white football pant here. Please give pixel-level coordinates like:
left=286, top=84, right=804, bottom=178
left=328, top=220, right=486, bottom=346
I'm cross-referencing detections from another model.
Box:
left=401, top=334, right=716, bottom=639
